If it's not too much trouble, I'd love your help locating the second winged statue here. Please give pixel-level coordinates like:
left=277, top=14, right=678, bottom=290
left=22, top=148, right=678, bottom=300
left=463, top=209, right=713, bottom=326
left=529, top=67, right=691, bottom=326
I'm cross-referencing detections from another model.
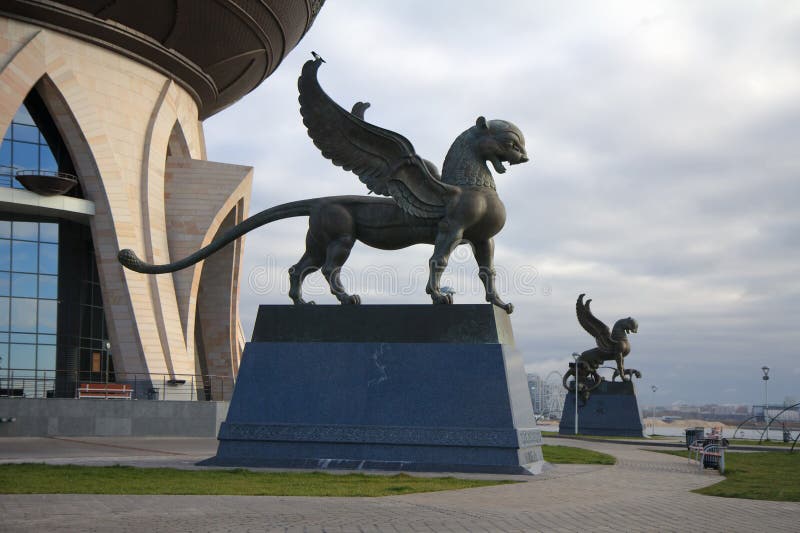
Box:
left=118, top=53, right=529, bottom=312
left=563, top=294, right=640, bottom=399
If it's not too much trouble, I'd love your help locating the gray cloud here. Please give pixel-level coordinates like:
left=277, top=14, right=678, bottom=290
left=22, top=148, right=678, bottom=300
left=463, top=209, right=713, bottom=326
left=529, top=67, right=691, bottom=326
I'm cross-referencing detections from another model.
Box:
left=204, top=1, right=800, bottom=405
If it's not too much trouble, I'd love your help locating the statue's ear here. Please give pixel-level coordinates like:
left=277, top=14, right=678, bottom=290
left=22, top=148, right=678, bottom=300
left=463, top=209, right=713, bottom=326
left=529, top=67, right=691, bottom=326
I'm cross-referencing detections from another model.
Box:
left=476, top=116, right=488, bottom=129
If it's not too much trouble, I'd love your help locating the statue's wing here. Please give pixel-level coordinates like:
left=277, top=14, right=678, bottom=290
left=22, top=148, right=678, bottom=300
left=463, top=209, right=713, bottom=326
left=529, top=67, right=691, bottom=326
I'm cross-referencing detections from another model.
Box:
left=576, top=294, right=616, bottom=352
left=350, top=101, right=441, bottom=181
left=298, top=54, right=454, bottom=218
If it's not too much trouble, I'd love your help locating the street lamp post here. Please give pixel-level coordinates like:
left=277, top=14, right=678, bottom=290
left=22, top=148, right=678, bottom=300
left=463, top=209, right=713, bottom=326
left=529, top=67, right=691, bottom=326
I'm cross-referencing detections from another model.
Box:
left=762, top=366, right=770, bottom=440
left=104, top=341, right=112, bottom=384
left=572, top=352, right=580, bottom=435
left=650, top=385, right=658, bottom=436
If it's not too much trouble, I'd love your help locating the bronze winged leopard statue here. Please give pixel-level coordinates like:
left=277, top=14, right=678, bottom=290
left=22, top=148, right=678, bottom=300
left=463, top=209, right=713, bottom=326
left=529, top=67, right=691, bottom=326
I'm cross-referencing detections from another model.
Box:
left=118, top=53, right=529, bottom=312
left=563, top=294, right=640, bottom=398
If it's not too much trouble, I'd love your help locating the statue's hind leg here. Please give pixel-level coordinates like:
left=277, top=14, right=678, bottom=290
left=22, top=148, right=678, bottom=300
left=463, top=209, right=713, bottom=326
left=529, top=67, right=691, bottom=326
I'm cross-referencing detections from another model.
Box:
left=472, top=238, right=513, bottom=313
left=321, top=236, right=360, bottom=304
left=288, top=234, right=325, bottom=305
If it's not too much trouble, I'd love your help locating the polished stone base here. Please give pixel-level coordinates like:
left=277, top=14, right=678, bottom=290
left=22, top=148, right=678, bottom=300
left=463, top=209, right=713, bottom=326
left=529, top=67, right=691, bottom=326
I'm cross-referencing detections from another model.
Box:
left=559, top=380, right=645, bottom=437
left=202, top=304, right=546, bottom=475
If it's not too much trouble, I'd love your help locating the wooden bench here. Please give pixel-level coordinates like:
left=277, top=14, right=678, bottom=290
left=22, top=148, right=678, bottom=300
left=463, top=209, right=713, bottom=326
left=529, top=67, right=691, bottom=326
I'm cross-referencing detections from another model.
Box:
left=78, top=383, right=132, bottom=400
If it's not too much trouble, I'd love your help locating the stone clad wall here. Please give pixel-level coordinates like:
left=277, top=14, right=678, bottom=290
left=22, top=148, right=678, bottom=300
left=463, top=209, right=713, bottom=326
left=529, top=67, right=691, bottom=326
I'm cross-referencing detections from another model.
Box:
left=0, top=398, right=229, bottom=437
left=0, top=17, right=251, bottom=386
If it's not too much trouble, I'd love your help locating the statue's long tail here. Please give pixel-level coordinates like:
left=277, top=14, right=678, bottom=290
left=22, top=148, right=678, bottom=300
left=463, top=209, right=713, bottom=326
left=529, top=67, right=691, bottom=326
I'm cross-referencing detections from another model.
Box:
left=118, top=199, right=316, bottom=274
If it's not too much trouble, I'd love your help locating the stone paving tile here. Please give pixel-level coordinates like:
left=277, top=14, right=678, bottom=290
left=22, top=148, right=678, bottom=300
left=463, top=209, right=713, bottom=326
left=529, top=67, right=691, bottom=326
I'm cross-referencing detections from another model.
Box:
left=1, top=437, right=798, bottom=532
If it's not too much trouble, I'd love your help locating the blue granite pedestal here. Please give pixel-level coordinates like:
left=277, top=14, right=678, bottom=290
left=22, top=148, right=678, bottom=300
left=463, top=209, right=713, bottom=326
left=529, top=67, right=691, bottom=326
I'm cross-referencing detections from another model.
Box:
left=202, top=304, right=546, bottom=475
left=559, top=380, right=645, bottom=437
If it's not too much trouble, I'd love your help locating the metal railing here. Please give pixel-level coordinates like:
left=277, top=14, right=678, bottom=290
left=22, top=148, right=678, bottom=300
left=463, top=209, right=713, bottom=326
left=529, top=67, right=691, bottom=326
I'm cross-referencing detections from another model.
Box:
left=0, top=368, right=233, bottom=401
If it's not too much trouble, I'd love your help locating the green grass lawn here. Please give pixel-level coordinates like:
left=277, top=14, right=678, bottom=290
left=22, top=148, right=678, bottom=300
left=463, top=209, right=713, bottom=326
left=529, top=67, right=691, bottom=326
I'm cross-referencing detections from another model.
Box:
left=0, top=445, right=614, bottom=496
left=542, top=445, right=616, bottom=465
left=655, top=450, right=800, bottom=502
left=0, top=465, right=513, bottom=496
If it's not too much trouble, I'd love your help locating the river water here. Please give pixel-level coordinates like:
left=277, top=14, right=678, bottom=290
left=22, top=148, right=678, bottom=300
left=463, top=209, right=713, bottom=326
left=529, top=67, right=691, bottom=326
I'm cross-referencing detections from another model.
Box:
left=648, top=425, right=796, bottom=442
left=539, top=420, right=797, bottom=442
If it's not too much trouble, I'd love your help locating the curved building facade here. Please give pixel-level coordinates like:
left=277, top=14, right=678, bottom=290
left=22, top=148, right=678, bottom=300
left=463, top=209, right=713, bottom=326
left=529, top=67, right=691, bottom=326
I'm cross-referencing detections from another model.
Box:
left=0, top=1, right=323, bottom=399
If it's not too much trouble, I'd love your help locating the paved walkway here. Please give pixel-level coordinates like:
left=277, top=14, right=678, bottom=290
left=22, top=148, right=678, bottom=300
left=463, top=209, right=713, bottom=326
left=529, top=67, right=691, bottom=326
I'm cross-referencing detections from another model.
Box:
left=0, top=437, right=797, bottom=532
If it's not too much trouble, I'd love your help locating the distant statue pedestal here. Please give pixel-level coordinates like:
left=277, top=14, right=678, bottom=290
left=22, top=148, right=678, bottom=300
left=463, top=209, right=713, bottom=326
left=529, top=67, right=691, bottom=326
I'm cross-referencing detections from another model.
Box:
left=202, top=304, right=547, bottom=475
left=559, top=380, right=645, bottom=437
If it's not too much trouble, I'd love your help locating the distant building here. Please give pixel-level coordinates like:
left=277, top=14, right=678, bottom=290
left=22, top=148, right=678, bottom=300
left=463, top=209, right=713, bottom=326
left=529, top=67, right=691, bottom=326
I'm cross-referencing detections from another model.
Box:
left=753, top=405, right=800, bottom=423
left=527, top=374, right=543, bottom=414
left=0, top=2, right=324, bottom=399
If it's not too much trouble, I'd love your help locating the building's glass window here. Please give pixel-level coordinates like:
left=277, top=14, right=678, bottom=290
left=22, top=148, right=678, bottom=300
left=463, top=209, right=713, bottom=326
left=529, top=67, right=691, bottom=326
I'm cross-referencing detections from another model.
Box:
left=0, top=221, right=59, bottom=393
left=2, top=100, right=59, bottom=397
left=11, top=273, right=37, bottom=297
left=0, top=297, right=8, bottom=330
left=0, top=106, right=59, bottom=189
left=2, top=97, right=105, bottom=398
left=39, top=275, right=57, bottom=299
left=39, top=243, right=58, bottom=274
left=0, top=272, right=9, bottom=295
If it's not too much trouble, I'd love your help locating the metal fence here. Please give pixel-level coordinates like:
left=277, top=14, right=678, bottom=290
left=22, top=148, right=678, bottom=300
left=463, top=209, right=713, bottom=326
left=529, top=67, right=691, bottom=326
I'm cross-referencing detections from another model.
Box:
left=0, top=368, right=233, bottom=401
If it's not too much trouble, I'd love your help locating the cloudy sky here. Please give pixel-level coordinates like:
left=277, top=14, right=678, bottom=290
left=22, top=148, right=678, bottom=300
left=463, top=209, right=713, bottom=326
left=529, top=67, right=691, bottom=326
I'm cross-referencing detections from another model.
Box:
left=204, top=1, right=800, bottom=407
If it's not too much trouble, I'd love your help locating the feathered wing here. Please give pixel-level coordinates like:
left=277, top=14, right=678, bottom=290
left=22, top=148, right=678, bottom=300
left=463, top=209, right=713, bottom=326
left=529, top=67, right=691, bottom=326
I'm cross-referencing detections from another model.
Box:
left=576, top=294, right=617, bottom=352
left=298, top=54, right=454, bottom=218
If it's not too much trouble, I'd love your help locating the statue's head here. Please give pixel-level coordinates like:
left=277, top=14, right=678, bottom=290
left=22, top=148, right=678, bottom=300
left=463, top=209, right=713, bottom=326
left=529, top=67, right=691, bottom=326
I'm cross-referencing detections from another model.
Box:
left=612, top=317, right=638, bottom=337
left=473, top=116, right=529, bottom=174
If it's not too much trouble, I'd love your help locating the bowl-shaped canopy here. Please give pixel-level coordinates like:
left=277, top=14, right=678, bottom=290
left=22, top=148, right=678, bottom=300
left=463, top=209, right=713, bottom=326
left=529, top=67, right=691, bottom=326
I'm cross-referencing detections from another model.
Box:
left=15, top=170, right=78, bottom=196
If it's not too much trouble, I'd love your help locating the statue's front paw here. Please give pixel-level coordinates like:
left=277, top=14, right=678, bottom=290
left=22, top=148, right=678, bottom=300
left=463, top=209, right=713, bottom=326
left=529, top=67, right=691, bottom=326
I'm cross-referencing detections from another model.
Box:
left=338, top=294, right=361, bottom=305
left=431, top=292, right=454, bottom=305
left=487, top=295, right=514, bottom=314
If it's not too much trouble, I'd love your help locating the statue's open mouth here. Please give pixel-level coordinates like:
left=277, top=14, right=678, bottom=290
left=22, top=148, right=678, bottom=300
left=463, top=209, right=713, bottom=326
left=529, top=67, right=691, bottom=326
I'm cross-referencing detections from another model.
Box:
left=489, top=157, right=507, bottom=174
left=489, top=156, right=528, bottom=174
